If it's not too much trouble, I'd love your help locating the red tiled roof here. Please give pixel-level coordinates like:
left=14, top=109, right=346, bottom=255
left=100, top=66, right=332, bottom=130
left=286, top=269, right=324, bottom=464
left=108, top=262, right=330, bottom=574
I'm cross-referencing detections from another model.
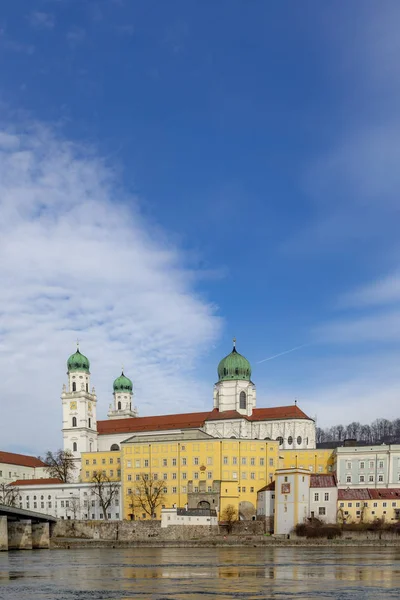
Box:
left=97, top=411, right=210, bottom=435
left=258, top=481, right=275, bottom=492
left=10, top=478, right=63, bottom=486
left=97, top=405, right=312, bottom=436
left=338, top=488, right=371, bottom=500
left=310, top=474, right=337, bottom=488
left=0, top=451, right=46, bottom=468
left=368, top=488, right=400, bottom=500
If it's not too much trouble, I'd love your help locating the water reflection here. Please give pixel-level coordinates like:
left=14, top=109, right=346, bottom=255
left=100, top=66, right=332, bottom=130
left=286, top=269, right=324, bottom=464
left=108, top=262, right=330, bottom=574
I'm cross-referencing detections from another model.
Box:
left=1, top=546, right=400, bottom=599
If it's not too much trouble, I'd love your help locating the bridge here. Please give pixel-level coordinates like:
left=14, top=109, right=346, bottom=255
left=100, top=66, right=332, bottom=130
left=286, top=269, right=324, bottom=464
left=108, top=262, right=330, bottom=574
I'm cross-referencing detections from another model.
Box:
left=0, top=504, right=57, bottom=551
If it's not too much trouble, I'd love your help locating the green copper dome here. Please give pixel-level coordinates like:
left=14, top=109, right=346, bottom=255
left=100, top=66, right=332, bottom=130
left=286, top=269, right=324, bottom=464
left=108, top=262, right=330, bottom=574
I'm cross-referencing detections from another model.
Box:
left=67, top=348, right=90, bottom=373
left=217, top=342, right=252, bottom=382
left=113, top=371, right=133, bottom=393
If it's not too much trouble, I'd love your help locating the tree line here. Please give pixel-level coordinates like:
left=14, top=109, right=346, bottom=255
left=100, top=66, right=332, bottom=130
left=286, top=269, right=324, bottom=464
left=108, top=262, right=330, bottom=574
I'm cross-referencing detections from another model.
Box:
left=316, top=418, right=400, bottom=445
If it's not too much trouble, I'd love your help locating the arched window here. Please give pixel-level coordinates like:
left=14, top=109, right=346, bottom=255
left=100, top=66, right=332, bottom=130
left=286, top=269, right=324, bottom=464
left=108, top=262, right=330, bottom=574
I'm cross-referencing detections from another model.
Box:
left=86, top=383, right=88, bottom=392
left=73, top=442, right=77, bottom=452
left=88, top=418, right=91, bottom=428
left=288, top=436, right=293, bottom=445
left=110, top=444, right=120, bottom=451
left=72, top=382, right=76, bottom=392
left=118, top=401, right=121, bottom=410
left=239, top=391, right=246, bottom=409
left=72, top=417, right=77, bottom=427
left=276, top=436, right=283, bottom=446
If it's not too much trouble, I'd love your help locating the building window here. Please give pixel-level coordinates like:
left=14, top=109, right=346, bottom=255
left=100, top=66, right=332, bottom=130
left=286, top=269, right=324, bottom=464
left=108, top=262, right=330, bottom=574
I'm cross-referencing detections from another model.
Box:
left=250, top=472, right=255, bottom=480
left=127, top=474, right=132, bottom=481
left=356, top=502, right=360, bottom=508
left=348, top=503, right=352, bottom=508
left=359, top=461, right=365, bottom=469
left=72, top=417, right=77, bottom=427
left=182, top=458, right=187, bottom=466
left=346, top=475, right=352, bottom=483
left=373, top=502, right=377, bottom=508
left=117, top=401, right=121, bottom=410
left=223, top=457, right=228, bottom=465
left=250, top=457, right=255, bottom=466
left=163, top=473, right=168, bottom=480
left=182, top=472, right=187, bottom=480
left=319, top=507, right=326, bottom=516
left=144, top=460, right=149, bottom=467
left=111, top=444, right=119, bottom=451
left=88, top=418, right=91, bottom=428
left=324, top=493, right=329, bottom=501
left=379, top=461, right=384, bottom=469
left=276, top=437, right=284, bottom=446
left=207, top=472, right=212, bottom=479
left=378, top=474, right=384, bottom=482
left=369, top=461, right=374, bottom=469
left=194, top=457, right=199, bottom=465
left=260, top=458, right=265, bottom=466
left=346, top=462, right=352, bottom=469
left=297, top=436, right=302, bottom=445
left=232, top=457, right=237, bottom=465
left=287, top=436, right=293, bottom=445
left=369, top=475, right=374, bottom=483
left=194, top=472, right=199, bottom=480
left=172, top=458, right=177, bottom=466
left=102, top=459, right=106, bottom=465
left=314, top=493, right=319, bottom=502
left=73, top=442, right=77, bottom=452
left=241, top=457, right=247, bottom=465
left=359, top=475, right=365, bottom=483
left=232, top=472, right=238, bottom=479
left=239, top=391, right=246, bottom=409
left=163, top=459, right=167, bottom=467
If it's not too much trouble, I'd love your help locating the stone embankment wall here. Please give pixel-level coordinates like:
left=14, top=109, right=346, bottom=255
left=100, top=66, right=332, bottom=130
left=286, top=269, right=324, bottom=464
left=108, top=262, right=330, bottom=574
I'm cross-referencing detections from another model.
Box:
left=52, top=519, right=265, bottom=541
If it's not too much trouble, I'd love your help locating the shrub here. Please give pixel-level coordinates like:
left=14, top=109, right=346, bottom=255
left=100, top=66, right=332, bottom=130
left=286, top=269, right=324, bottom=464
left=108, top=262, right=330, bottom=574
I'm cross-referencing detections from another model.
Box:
left=294, top=520, right=341, bottom=539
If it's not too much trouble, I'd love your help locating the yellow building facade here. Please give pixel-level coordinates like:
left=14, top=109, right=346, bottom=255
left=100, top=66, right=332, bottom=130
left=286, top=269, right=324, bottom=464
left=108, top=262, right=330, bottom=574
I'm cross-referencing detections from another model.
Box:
left=279, top=448, right=334, bottom=473
left=338, top=489, right=400, bottom=523
left=119, top=433, right=280, bottom=520
left=81, top=450, right=122, bottom=482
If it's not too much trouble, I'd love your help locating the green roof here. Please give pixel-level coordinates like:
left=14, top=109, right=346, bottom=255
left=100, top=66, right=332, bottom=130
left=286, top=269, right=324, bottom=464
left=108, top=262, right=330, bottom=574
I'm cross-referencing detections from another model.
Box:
left=217, top=344, right=251, bottom=382
left=67, top=348, right=90, bottom=373
left=113, top=372, right=133, bottom=393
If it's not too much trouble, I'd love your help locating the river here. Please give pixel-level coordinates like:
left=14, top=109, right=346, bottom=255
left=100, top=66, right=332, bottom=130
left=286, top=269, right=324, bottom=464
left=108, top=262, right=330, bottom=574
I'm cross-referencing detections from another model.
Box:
left=1, top=546, right=400, bottom=599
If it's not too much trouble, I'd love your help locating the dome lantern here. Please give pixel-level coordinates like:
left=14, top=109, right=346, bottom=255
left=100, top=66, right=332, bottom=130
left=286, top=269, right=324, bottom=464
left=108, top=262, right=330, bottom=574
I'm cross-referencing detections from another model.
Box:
left=67, top=344, right=90, bottom=373
left=217, top=339, right=252, bottom=382
left=113, top=371, right=133, bottom=393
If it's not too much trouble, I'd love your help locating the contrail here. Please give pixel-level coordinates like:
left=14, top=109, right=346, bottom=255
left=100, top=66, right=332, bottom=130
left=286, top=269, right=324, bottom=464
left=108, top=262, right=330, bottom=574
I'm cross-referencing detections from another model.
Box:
left=257, top=344, right=308, bottom=364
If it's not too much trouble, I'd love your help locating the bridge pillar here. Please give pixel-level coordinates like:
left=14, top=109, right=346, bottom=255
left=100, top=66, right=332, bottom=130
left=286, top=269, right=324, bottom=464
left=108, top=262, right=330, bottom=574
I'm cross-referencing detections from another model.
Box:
left=32, top=522, right=50, bottom=549
left=0, top=516, right=8, bottom=551
left=8, top=519, right=32, bottom=550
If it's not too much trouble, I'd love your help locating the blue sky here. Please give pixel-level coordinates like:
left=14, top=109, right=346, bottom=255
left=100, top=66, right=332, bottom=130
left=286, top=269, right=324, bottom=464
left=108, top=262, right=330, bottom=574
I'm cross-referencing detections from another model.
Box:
left=1, top=1, right=400, bottom=453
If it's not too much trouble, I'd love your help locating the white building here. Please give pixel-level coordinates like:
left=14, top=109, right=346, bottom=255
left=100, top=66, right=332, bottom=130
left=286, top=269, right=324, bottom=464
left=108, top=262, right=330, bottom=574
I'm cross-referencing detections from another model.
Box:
left=161, top=507, right=218, bottom=527
left=257, top=472, right=338, bottom=533
left=335, top=445, right=400, bottom=488
left=0, top=451, right=47, bottom=484
left=309, top=474, right=337, bottom=523
left=10, top=478, right=122, bottom=520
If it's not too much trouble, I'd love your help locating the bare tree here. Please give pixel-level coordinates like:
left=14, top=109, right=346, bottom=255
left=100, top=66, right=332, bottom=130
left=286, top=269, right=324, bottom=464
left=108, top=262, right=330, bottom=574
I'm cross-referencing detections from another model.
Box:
left=0, top=483, right=19, bottom=507
left=66, top=496, right=81, bottom=520
left=221, top=504, right=238, bottom=534
left=42, top=450, right=76, bottom=483
left=91, top=471, right=120, bottom=520
left=132, top=473, right=165, bottom=519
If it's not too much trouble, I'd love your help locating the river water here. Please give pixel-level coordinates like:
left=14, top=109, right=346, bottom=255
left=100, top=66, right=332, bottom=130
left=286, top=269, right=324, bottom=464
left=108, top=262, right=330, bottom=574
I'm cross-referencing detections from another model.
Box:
left=1, top=546, right=400, bottom=599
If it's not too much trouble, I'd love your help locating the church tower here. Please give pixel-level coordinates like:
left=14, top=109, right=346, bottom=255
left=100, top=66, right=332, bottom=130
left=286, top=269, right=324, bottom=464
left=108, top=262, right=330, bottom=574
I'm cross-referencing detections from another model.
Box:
left=108, top=370, right=138, bottom=420
left=61, top=345, right=98, bottom=474
left=213, top=340, right=256, bottom=416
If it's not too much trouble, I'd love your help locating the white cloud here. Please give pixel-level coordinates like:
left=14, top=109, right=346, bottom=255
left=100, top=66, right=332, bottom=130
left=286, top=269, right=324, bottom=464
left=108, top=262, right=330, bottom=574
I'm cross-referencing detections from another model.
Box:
left=0, top=124, right=221, bottom=454
left=338, top=272, right=400, bottom=309
left=66, top=26, right=86, bottom=47
left=29, top=12, right=55, bottom=29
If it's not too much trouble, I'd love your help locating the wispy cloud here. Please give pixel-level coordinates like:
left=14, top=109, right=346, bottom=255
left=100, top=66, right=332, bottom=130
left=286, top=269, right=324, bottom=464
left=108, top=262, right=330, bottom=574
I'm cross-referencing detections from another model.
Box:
left=338, top=272, right=400, bottom=309
left=0, top=29, right=34, bottom=55
left=0, top=124, right=221, bottom=454
left=29, top=11, right=55, bottom=30
left=66, top=26, right=86, bottom=47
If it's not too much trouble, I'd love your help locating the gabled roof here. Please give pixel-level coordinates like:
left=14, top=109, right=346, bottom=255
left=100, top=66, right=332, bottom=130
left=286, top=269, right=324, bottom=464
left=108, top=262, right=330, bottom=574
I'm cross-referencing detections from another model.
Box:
left=338, top=488, right=371, bottom=500
left=0, top=451, right=46, bottom=469
left=258, top=481, right=275, bottom=492
left=368, top=488, right=400, bottom=500
left=310, top=474, right=337, bottom=488
left=97, top=404, right=312, bottom=436
left=10, top=478, right=63, bottom=486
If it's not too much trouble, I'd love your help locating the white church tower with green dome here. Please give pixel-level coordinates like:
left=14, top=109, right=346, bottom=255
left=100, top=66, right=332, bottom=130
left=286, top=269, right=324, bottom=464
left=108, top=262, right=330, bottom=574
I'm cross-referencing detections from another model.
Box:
left=61, top=345, right=98, bottom=474
left=213, top=339, right=256, bottom=417
left=107, top=370, right=138, bottom=420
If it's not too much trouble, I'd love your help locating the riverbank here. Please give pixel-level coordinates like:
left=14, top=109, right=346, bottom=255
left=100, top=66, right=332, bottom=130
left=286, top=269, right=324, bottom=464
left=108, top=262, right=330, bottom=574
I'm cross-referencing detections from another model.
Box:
left=51, top=535, right=400, bottom=548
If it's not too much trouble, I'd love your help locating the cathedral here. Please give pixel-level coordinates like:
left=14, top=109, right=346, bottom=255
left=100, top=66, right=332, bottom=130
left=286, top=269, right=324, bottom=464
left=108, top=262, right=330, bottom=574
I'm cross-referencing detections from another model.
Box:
left=62, top=341, right=316, bottom=474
